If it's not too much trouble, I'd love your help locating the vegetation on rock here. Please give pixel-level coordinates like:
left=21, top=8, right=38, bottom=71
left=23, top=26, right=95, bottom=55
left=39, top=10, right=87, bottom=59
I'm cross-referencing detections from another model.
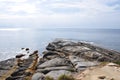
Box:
left=114, top=61, right=120, bottom=65
left=45, top=76, right=54, bottom=80
left=58, top=74, right=75, bottom=80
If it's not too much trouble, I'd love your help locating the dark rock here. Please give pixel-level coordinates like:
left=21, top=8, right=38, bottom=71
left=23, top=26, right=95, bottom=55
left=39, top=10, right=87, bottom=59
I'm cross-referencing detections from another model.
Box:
left=24, top=72, right=32, bottom=76
left=97, top=56, right=112, bottom=62
left=21, top=48, right=24, bottom=50
left=98, top=76, right=106, bottom=79
left=6, top=76, right=25, bottom=80
left=11, top=69, right=25, bottom=77
left=26, top=48, right=29, bottom=51
left=46, top=43, right=56, bottom=51
left=16, top=54, right=25, bottom=58
left=42, top=51, right=61, bottom=60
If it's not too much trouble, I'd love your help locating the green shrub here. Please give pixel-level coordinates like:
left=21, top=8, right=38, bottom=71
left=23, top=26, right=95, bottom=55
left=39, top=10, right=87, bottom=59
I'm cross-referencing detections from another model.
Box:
left=67, top=68, right=75, bottom=72
left=45, top=76, right=54, bottom=80
left=114, top=61, right=120, bottom=65
left=58, top=74, right=75, bottom=80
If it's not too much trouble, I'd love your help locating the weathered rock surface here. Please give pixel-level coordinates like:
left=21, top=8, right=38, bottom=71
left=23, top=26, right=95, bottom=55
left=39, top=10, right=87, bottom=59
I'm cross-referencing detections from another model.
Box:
left=0, top=39, right=120, bottom=80
left=32, top=73, right=45, bottom=80
left=46, top=39, right=120, bottom=62
left=0, top=58, right=15, bottom=77
left=36, top=66, right=74, bottom=74
left=0, top=50, right=39, bottom=80
left=46, top=70, right=72, bottom=80
left=38, top=58, right=73, bottom=68
left=75, top=63, right=120, bottom=80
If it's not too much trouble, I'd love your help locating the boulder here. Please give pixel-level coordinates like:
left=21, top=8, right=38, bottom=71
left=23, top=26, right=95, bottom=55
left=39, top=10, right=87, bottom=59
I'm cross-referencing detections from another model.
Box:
left=46, top=39, right=77, bottom=51
left=68, top=55, right=98, bottom=71
left=46, top=70, right=72, bottom=80
left=32, top=73, right=45, bottom=80
left=16, top=54, right=25, bottom=58
left=46, top=43, right=57, bottom=51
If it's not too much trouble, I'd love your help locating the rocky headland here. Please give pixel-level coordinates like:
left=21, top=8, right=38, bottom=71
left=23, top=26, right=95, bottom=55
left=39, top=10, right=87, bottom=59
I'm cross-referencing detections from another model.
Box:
left=0, top=39, right=120, bottom=80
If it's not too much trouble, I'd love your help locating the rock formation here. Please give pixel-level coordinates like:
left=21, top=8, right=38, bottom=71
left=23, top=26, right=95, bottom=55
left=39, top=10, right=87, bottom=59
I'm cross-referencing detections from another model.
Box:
left=0, top=39, right=120, bottom=80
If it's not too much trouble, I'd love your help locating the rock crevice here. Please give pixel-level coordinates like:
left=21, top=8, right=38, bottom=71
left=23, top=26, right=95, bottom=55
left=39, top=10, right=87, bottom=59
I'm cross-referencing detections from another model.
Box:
left=0, top=39, right=120, bottom=80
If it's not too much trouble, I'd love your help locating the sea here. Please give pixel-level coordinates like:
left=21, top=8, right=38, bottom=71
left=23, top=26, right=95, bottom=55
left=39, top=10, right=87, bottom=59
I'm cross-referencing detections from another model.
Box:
left=0, top=28, right=120, bottom=61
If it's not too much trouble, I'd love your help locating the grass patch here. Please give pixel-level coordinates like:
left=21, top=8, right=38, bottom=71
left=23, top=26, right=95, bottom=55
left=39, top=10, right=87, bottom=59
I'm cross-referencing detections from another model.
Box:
left=58, top=74, right=75, bottom=80
left=45, top=76, right=54, bottom=80
left=99, top=62, right=109, bottom=67
left=114, top=61, right=120, bottom=65
left=67, top=68, right=75, bottom=72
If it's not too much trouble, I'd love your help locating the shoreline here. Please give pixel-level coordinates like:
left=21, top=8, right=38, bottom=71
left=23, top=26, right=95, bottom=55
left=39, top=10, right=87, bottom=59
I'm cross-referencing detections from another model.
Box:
left=0, top=39, right=120, bottom=80
left=1, top=38, right=120, bottom=62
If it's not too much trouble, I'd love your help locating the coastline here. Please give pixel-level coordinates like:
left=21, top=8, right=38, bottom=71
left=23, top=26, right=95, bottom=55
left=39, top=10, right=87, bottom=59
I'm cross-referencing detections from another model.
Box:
left=0, top=39, right=120, bottom=80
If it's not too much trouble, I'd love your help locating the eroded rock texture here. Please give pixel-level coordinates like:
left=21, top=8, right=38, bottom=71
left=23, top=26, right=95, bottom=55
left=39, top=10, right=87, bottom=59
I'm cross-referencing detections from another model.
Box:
left=0, top=39, right=120, bottom=80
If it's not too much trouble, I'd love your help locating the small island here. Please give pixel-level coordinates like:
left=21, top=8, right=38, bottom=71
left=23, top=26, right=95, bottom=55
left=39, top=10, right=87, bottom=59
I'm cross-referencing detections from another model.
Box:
left=0, top=39, right=120, bottom=80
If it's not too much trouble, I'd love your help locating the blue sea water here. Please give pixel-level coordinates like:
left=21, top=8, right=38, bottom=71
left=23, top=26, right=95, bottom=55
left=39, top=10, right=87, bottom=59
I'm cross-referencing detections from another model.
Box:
left=0, top=28, right=120, bottom=61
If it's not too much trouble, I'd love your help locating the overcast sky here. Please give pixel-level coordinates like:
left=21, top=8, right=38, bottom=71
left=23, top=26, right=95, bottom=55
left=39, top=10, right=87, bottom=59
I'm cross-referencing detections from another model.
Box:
left=0, top=0, right=120, bottom=29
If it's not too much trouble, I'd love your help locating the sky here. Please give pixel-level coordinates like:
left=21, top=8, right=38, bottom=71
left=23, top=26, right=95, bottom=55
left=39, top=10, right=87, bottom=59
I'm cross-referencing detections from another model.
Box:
left=0, top=0, right=120, bottom=29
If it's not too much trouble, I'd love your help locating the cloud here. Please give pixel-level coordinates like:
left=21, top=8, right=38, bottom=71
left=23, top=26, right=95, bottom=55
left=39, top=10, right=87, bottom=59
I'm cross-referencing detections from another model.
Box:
left=0, top=0, right=27, bottom=2
left=0, top=0, right=120, bottom=28
left=8, top=3, right=37, bottom=14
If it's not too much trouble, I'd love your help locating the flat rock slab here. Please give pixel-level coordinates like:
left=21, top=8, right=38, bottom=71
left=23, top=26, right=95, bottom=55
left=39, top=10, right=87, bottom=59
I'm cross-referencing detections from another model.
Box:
left=32, top=73, right=45, bottom=80
left=0, top=58, right=15, bottom=76
left=46, top=70, right=72, bottom=80
left=38, top=58, right=72, bottom=68
left=36, top=66, right=74, bottom=74
left=75, top=63, right=120, bottom=80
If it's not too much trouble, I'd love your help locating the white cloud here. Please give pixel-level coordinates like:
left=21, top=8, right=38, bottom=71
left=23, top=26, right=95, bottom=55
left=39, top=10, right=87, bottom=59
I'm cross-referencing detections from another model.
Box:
left=49, top=0, right=117, bottom=14
left=1, top=0, right=119, bottom=15
left=0, top=0, right=120, bottom=28
left=8, top=3, right=37, bottom=14
left=0, top=0, right=27, bottom=2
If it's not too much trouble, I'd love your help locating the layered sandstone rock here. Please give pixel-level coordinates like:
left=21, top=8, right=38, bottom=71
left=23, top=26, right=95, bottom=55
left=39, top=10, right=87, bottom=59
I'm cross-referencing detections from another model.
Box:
left=0, top=39, right=120, bottom=80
